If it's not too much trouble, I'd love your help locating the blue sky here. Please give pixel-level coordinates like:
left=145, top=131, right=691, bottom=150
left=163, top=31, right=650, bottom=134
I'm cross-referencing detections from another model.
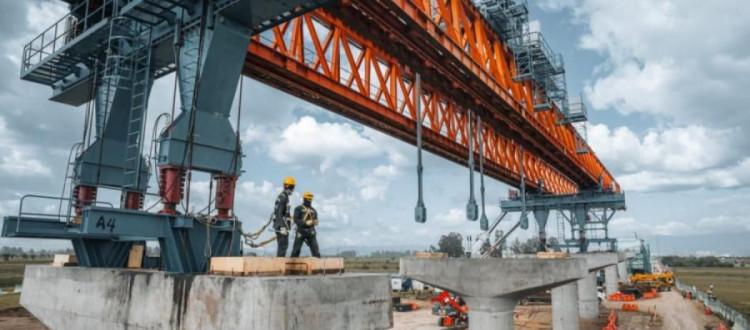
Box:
left=0, top=1, right=749, bottom=256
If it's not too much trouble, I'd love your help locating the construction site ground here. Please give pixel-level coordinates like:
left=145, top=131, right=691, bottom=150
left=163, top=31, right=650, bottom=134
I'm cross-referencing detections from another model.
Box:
left=393, top=290, right=725, bottom=330
left=0, top=290, right=726, bottom=329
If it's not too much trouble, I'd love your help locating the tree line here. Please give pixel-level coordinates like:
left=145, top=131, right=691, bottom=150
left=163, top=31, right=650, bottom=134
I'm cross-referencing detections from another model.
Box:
left=661, top=256, right=734, bottom=268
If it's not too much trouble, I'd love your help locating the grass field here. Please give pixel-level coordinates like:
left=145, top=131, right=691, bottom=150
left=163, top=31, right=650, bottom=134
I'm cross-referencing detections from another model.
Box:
left=674, top=267, right=750, bottom=317
left=0, top=259, right=50, bottom=290
left=0, top=259, right=50, bottom=310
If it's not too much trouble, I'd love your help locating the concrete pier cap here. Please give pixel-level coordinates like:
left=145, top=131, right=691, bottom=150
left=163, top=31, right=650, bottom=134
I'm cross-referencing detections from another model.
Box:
left=400, top=257, right=587, bottom=330
left=20, top=265, right=392, bottom=330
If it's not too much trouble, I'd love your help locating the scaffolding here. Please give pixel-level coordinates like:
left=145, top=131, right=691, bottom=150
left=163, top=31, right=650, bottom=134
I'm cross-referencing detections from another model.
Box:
left=476, top=0, right=529, bottom=47
left=476, top=0, right=568, bottom=113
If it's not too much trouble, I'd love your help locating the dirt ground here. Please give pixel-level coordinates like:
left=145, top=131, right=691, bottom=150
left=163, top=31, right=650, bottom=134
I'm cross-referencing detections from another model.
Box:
left=392, top=299, right=660, bottom=330
left=0, top=307, right=45, bottom=330
left=603, top=290, right=723, bottom=330
left=0, top=291, right=722, bottom=330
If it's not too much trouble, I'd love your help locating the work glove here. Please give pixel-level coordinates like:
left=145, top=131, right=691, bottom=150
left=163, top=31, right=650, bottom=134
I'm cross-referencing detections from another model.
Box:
left=305, top=220, right=314, bottom=226
left=278, top=227, right=288, bottom=236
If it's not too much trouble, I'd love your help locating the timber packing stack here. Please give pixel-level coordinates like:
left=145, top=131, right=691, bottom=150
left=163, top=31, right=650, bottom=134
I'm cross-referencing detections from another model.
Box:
left=0, top=0, right=740, bottom=329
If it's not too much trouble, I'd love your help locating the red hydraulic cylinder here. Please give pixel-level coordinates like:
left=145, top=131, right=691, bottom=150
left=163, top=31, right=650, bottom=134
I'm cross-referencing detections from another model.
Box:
left=214, top=175, right=237, bottom=219
left=73, top=185, right=97, bottom=216
left=159, top=166, right=185, bottom=215
left=123, top=191, right=144, bottom=210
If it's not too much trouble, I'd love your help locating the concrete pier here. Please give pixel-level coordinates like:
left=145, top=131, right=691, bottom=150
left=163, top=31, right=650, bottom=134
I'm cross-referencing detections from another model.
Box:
left=551, top=282, right=580, bottom=330
left=21, top=265, right=392, bottom=330
left=577, top=272, right=600, bottom=319
left=400, top=257, right=586, bottom=330
left=572, top=253, right=620, bottom=321
left=617, top=261, right=629, bottom=283
left=604, top=265, right=619, bottom=295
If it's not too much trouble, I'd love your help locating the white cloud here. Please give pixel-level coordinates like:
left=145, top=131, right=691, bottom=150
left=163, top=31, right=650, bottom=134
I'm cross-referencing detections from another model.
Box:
left=434, top=208, right=466, bottom=226
left=544, top=0, right=750, bottom=129
left=0, top=117, right=51, bottom=176
left=588, top=123, right=750, bottom=191
left=609, top=215, right=750, bottom=237
left=269, top=116, right=381, bottom=172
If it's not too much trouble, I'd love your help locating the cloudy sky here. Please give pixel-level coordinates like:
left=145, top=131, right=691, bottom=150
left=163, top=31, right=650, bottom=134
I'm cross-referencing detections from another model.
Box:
left=0, top=0, right=749, bottom=256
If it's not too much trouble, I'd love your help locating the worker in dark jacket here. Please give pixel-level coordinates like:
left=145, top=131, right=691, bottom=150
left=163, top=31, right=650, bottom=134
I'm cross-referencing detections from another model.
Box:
left=291, top=192, right=321, bottom=258
left=273, top=176, right=295, bottom=257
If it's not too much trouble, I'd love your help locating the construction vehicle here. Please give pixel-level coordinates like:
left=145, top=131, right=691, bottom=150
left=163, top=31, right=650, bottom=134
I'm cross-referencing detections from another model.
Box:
left=630, top=272, right=675, bottom=292
left=432, top=290, right=469, bottom=328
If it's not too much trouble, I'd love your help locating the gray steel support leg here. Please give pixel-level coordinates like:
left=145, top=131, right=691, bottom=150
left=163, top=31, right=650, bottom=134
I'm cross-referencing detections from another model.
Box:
left=577, top=272, right=599, bottom=320
left=604, top=265, right=618, bottom=295
left=463, top=296, right=517, bottom=330
left=552, top=281, right=580, bottom=330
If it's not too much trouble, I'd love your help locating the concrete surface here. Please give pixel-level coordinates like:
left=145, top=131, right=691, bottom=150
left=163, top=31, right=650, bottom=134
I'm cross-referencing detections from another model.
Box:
left=551, top=281, right=579, bottom=330
left=20, top=265, right=392, bottom=330
left=604, top=265, right=618, bottom=295
left=400, top=257, right=586, bottom=330
left=577, top=272, right=599, bottom=320
left=572, top=253, right=620, bottom=321
left=617, top=262, right=629, bottom=283
left=573, top=252, right=619, bottom=273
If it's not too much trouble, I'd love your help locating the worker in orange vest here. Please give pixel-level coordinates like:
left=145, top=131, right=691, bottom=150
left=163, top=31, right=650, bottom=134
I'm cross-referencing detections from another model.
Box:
left=291, top=192, right=321, bottom=257
left=273, top=176, right=295, bottom=257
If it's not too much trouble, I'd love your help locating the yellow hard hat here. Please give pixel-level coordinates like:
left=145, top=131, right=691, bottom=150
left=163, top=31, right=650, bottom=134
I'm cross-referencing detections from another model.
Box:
left=303, top=192, right=313, bottom=200
left=283, top=176, right=296, bottom=186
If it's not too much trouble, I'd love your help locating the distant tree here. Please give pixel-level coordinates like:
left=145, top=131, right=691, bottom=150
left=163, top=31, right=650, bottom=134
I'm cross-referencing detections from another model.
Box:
left=431, top=232, right=464, bottom=257
left=661, top=256, right=733, bottom=268
left=509, top=237, right=538, bottom=254
left=337, top=250, right=357, bottom=258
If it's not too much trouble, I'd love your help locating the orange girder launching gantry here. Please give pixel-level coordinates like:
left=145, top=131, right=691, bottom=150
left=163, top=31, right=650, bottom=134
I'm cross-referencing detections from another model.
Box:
left=243, top=0, right=618, bottom=195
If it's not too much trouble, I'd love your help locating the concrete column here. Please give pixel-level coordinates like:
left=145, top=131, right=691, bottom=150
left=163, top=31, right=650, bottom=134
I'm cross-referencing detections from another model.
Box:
left=463, top=296, right=517, bottom=330
left=604, top=265, right=618, bottom=295
left=551, top=282, right=580, bottom=330
left=617, top=262, right=629, bottom=283
left=577, top=272, right=599, bottom=320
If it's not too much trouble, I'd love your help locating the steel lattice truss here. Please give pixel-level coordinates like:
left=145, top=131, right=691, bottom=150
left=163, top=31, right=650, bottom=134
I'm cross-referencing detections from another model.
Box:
left=243, top=0, right=618, bottom=194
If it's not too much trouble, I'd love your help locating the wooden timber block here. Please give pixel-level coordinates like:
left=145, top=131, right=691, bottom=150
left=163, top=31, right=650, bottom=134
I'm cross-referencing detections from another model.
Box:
left=536, top=251, right=569, bottom=259
left=415, top=252, right=447, bottom=259
left=286, top=257, right=344, bottom=275
left=127, top=245, right=145, bottom=269
left=52, top=254, right=77, bottom=267
left=210, top=257, right=289, bottom=276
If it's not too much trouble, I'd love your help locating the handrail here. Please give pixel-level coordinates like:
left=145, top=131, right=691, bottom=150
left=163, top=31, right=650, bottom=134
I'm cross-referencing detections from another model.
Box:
left=675, top=279, right=749, bottom=328
left=21, top=0, right=124, bottom=74
left=15, top=194, right=114, bottom=232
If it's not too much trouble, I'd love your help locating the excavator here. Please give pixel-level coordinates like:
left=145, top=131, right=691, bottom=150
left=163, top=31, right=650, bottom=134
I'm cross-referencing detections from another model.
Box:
left=432, top=290, right=469, bottom=328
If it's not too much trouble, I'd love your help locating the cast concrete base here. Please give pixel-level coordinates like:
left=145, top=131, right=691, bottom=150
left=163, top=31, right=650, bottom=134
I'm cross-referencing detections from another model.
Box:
left=617, top=261, right=629, bottom=283
left=20, top=265, right=392, bottom=330
left=400, top=257, right=586, bottom=330
left=551, top=282, right=579, bottom=330
left=604, top=265, right=618, bottom=295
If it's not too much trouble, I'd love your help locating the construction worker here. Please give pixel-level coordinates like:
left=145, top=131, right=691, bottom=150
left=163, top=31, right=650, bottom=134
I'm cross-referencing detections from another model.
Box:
left=273, top=176, right=295, bottom=257
left=291, top=192, right=321, bottom=258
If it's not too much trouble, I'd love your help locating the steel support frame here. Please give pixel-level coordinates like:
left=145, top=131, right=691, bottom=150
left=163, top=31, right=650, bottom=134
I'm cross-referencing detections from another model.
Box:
left=245, top=10, right=578, bottom=194
left=346, top=0, right=617, bottom=192
left=500, top=191, right=625, bottom=252
left=2, top=207, right=241, bottom=272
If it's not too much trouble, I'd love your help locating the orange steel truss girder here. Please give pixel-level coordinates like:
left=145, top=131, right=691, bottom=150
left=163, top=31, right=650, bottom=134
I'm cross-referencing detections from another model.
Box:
left=244, top=11, right=578, bottom=194
left=349, top=0, right=618, bottom=192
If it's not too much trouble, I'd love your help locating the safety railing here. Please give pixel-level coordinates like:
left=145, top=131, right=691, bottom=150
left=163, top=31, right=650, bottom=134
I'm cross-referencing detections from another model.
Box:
left=21, top=0, right=122, bottom=74
left=517, top=32, right=564, bottom=73
left=675, top=279, right=749, bottom=329
left=16, top=194, right=114, bottom=232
